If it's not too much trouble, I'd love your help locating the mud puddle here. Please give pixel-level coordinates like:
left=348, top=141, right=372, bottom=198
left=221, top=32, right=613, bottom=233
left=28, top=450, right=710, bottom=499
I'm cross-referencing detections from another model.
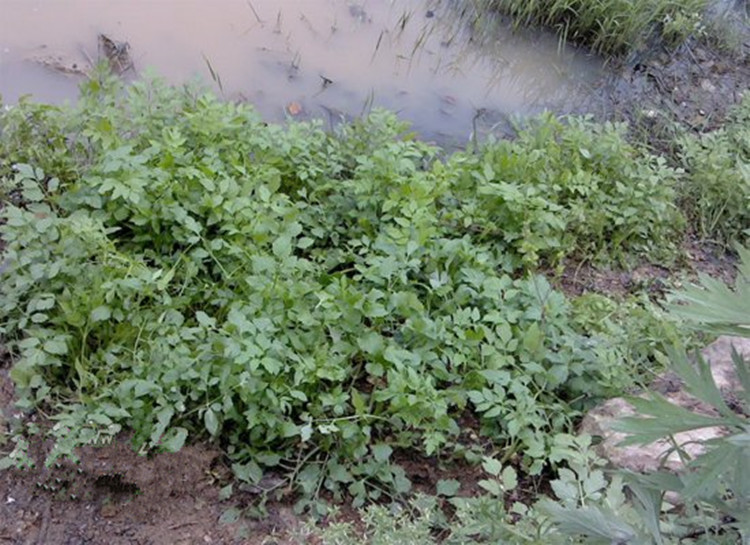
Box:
left=0, top=0, right=603, bottom=146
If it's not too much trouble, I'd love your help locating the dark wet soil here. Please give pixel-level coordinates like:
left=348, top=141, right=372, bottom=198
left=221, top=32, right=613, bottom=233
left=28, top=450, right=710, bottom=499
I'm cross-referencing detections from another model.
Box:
left=602, top=39, right=750, bottom=147
left=554, top=238, right=739, bottom=299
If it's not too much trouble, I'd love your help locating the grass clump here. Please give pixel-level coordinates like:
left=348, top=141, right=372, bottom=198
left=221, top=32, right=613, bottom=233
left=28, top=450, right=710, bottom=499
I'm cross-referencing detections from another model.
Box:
left=678, top=93, right=750, bottom=246
left=0, top=71, right=686, bottom=513
left=477, top=0, right=709, bottom=55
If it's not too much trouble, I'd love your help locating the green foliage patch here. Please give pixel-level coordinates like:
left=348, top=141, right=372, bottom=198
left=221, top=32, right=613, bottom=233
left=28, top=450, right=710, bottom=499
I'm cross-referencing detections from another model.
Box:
left=0, top=71, right=684, bottom=509
left=478, top=0, right=709, bottom=55
left=446, top=114, right=683, bottom=267
left=302, top=247, right=750, bottom=543
left=678, top=93, right=750, bottom=245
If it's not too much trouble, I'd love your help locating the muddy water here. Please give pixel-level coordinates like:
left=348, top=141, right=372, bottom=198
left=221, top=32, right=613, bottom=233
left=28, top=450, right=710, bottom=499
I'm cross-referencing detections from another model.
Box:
left=0, top=0, right=603, bottom=146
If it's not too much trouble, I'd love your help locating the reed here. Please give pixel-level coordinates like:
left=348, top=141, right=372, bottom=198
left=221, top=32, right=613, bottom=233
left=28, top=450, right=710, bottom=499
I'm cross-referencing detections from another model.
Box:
left=476, top=0, right=710, bottom=55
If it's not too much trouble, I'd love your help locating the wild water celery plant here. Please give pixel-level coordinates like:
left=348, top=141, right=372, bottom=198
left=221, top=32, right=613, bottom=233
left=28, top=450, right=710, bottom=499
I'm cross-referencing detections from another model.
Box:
left=475, top=0, right=709, bottom=55
left=444, top=113, right=683, bottom=267
left=0, top=69, right=684, bottom=511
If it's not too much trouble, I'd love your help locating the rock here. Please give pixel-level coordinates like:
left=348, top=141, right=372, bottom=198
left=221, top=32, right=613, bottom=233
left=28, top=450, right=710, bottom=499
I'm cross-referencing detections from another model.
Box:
left=99, top=503, right=118, bottom=518
left=700, top=78, right=717, bottom=93
left=580, top=397, right=726, bottom=472
left=580, top=336, right=749, bottom=473
left=700, top=336, right=749, bottom=392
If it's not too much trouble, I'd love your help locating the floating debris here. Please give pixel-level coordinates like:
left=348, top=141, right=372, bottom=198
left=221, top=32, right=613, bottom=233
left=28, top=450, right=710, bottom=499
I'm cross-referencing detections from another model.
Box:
left=286, top=101, right=303, bottom=116
left=98, top=33, right=133, bottom=74
left=26, top=45, right=89, bottom=76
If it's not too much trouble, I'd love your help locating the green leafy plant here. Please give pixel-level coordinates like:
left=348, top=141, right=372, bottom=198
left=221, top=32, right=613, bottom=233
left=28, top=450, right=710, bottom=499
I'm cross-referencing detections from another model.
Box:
left=1, top=70, right=675, bottom=510
left=678, top=93, right=750, bottom=245
left=545, top=246, right=750, bottom=543
left=445, top=113, right=683, bottom=267
left=570, top=293, right=692, bottom=387
left=294, top=498, right=440, bottom=545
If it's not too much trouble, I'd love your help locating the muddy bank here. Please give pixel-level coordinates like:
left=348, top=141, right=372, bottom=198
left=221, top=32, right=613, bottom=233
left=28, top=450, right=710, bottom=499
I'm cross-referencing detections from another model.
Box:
left=601, top=41, right=750, bottom=147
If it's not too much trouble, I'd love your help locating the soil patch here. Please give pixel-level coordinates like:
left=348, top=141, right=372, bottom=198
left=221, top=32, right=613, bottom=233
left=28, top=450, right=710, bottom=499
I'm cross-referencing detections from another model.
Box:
left=600, top=40, right=750, bottom=147
left=554, top=238, right=739, bottom=300
left=0, top=366, right=295, bottom=545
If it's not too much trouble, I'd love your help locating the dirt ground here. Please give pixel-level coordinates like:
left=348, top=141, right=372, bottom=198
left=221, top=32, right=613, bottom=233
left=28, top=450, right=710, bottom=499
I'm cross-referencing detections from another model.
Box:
left=0, top=365, right=256, bottom=545
left=1, top=29, right=749, bottom=545
left=0, top=359, right=490, bottom=544
left=603, top=39, right=750, bottom=144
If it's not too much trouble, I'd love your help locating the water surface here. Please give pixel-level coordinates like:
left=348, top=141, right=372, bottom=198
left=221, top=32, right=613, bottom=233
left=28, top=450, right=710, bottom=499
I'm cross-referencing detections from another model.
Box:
left=0, top=0, right=603, bottom=145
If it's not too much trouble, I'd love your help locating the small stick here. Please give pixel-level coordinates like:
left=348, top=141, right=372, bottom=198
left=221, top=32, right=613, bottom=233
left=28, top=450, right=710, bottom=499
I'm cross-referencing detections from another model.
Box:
left=245, top=0, right=263, bottom=24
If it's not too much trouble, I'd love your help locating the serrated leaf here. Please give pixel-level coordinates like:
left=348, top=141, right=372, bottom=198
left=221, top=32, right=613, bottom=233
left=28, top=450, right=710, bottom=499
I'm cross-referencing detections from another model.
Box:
left=272, top=236, right=291, bottom=258
left=297, top=237, right=314, bottom=249
left=682, top=443, right=740, bottom=499
left=219, top=506, right=241, bottom=524
left=522, top=322, right=542, bottom=353
left=541, top=501, right=638, bottom=543
left=43, top=338, right=68, bottom=355
left=478, top=478, right=503, bottom=496
left=218, top=484, right=233, bottom=501
left=501, top=466, right=518, bottom=490
left=90, top=305, right=111, bottom=322
left=482, top=457, right=503, bottom=477
left=232, top=461, right=262, bottom=484
left=204, top=408, right=219, bottom=436
left=351, top=389, right=366, bottom=414
left=614, top=394, right=727, bottom=445
left=551, top=478, right=578, bottom=502
left=328, top=462, right=353, bottom=483
left=195, top=311, right=215, bottom=328
left=357, top=331, right=383, bottom=355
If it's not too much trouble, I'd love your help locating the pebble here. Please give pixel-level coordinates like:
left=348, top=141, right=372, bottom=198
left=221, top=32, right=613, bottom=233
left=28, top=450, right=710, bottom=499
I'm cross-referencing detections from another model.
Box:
left=700, top=79, right=717, bottom=93
left=100, top=503, right=117, bottom=518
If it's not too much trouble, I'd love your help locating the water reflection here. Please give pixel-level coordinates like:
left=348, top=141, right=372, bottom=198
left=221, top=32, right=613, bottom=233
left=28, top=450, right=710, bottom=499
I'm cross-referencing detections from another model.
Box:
left=0, top=0, right=603, bottom=146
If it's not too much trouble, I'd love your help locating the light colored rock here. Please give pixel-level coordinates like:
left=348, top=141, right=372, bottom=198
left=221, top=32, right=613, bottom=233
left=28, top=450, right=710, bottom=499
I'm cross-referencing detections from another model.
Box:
left=580, top=397, right=726, bottom=472
left=700, top=79, right=717, bottom=93
left=700, top=335, right=750, bottom=392
left=580, top=336, right=749, bottom=473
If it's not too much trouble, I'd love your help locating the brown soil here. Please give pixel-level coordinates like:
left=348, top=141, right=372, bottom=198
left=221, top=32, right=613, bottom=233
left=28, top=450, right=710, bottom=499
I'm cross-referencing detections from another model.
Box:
left=554, top=238, right=739, bottom=299
left=0, top=348, right=316, bottom=545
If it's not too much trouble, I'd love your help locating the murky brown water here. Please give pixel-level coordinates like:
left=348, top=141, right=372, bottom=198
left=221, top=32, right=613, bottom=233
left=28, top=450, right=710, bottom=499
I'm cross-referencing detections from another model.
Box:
left=0, top=0, right=603, bottom=146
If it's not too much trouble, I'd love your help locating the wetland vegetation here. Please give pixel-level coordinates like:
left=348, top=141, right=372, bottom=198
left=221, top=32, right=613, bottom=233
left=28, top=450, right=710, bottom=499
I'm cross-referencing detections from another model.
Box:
left=0, top=1, right=749, bottom=543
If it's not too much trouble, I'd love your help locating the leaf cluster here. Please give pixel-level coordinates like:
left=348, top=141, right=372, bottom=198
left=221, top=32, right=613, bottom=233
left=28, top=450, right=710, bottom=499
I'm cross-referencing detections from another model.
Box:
left=446, top=114, right=683, bottom=268
left=0, top=70, right=687, bottom=509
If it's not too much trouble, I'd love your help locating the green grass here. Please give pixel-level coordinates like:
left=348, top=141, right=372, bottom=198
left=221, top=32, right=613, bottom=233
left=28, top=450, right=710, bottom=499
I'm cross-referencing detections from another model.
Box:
left=476, top=0, right=709, bottom=55
left=678, top=93, right=750, bottom=245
